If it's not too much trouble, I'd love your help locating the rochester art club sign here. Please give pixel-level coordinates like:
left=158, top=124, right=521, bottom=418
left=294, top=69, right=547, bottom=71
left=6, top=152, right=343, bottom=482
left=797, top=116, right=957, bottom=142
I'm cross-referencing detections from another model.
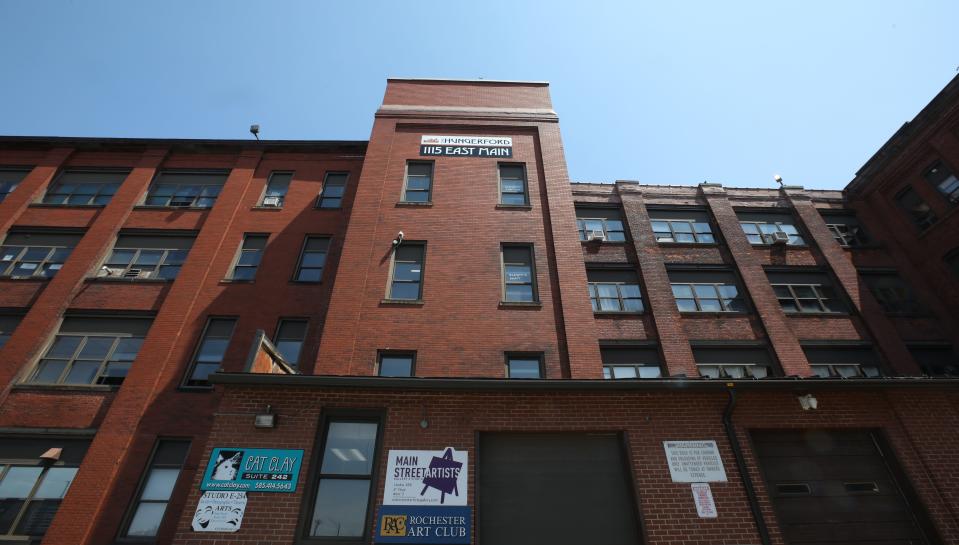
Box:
left=419, top=135, right=512, bottom=158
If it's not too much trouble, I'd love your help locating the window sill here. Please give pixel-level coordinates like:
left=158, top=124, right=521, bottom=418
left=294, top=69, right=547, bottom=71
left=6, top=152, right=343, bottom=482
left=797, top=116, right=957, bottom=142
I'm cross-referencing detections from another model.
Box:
left=251, top=205, right=284, bottom=211
left=495, top=204, right=532, bottom=210
left=657, top=242, right=720, bottom=248
left=749, top=243, right=809, bottom=249
left=133, top=205, right=211, bottom=211
left=314, top=206, right=344, bottom=211
left=581, top=240, right=629, bottom=246
left=12, top=383, right=117, bottom=393
left=380, top=299, right=425, bottom=306
left=220, top=279, right=255, bottom=284
left=396, top=201, right=433, bottom=207
left=499, top=301, right=542, bottom=309
left=593, top=311, right=644, bottom=316
left=178, top=384, right=214, bottom=392
left=289, top=279, right=323, bottom=285
left=86, top=277, right=171, bottom=284
left=783, top=312, right=849, bottom=317
left=0, top=277, right=50, bottom=282
left=27, top=203, right=106, bottom=209
left=679, top=311, right=750, bottom=317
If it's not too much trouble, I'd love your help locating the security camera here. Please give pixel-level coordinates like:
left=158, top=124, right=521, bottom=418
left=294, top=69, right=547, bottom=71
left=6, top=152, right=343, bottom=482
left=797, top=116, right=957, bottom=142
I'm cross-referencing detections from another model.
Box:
left=392, top=231, right=405, bottom=247
left=773, top=174, right=783, bottom=186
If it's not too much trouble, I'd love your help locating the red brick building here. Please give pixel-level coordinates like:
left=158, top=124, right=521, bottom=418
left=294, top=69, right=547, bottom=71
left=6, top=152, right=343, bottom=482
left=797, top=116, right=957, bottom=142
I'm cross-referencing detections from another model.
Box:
left=0, top=76, right=957, bottom=545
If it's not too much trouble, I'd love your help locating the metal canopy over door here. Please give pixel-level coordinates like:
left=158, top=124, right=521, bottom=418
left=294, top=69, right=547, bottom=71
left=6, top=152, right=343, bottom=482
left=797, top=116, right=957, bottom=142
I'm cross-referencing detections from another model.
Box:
left=479, top=433, right=642, bottom=545
left=752, top=429, right=939, bottom=545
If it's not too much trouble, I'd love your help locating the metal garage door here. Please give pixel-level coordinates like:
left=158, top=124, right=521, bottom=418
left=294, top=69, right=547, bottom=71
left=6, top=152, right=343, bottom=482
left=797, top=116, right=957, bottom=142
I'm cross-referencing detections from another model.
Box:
left=752, top=430, right=938, bottom=545
left=479, top=433, right=641, bottom=545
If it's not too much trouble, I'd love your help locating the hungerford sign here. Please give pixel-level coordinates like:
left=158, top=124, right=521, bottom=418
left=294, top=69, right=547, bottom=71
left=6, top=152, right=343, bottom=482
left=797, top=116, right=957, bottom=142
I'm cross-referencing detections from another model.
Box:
left=419, top=135, right=513, bottom=158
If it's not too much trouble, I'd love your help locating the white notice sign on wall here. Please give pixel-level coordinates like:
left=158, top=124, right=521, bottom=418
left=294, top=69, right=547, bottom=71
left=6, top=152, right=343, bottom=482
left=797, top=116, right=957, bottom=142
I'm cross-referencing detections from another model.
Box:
left=691, top=483, right=718, bottom=518
left=663, top=440, right=728, bottom=482
left=191, top=491, right=246, bottom=532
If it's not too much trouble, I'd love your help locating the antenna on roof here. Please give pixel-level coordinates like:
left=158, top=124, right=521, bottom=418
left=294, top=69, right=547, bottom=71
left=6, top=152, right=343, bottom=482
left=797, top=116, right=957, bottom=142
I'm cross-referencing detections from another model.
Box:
left=249, top=124, right=260, bottom=141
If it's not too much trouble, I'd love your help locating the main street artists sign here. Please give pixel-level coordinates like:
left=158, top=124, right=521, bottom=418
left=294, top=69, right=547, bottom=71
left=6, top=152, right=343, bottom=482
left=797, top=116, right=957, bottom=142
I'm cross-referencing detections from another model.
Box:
left=419, top=135, right=512, bottom=158
left=384, top=447, right=468, bottom=505
left=200, top=447, right=304, bottom=493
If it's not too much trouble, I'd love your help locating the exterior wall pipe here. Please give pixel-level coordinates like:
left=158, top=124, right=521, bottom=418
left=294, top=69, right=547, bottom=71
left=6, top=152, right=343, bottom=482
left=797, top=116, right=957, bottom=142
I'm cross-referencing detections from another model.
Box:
left=723, top=385, right=772, bottom=545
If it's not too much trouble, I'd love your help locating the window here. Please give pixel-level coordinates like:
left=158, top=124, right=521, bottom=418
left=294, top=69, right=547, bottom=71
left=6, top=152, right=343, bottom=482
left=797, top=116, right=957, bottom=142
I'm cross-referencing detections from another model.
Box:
left=576, top=207, right=626, bottom=242
left=261, top=171, right=292, bottom=207
left=388, top=243, right=424, bottom=300
left=803, top=345, right=881, bottom=378
left=768, top=271, right=845, bottom=314
left=295, top=236, right=329, bottom=282
left=0, top=169, right=29, bottom=203
left=895, top=186, right=937, bottom=230
left=0, top=316, right=22, bottom=348
left=28, top=316, right=152, bottom=386
left=122, top=440, right=189, bottom=538
left=403, top=162, right=432, bottom=203
left=274, top=319, right=307, bottom=367
left=0, top=231, right=81, bottom=279
left=820, top=212, right=868, bottom=247
left=317, top=172, right=348, bottom=208
left=668, top=269, right=746, bottom=312
left=499, top=164, right=528, bottom=205
left=185, top=318, right=236, bottom=387
left=587, top=269, right=643, bottom=312
left=378, top=352, right=414, bottom=377
left=862, top=272, right=924, bottom=314
left=738, top=211, right=805, bottom=245
left=601, top=345, right=662, bottom=379
left=907, top=344, right=958, bottom=376
left=144, top=171, right=227, bottom=208
left=648, top=208, right=715, bottom=244
left=693, top=345, right=773, bottom=379
left=506, top=353, right=543, bottom=379
left=99, top=233, right=195, bottom=280
left=923, top=161, right=959, bottom=203
left=0, top=438, right=89, bottom=540
left=501, top=245, right=537, bottom=302
left=307, top=417, right=380, bottom=538
left=42, top=170, right=127, bottom=206
left=230, top=234, right=267, bottom=281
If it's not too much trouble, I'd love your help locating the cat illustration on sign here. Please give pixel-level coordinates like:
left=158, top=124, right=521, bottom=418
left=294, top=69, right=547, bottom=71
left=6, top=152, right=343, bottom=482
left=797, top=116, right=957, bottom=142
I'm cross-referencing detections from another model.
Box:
left=211, top=450, right=243, bottom=481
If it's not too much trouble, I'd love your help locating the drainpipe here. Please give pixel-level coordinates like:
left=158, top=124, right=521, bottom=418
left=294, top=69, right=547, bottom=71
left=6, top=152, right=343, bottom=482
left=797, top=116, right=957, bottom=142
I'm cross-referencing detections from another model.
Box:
left=723, top=385, right=772, bottom=545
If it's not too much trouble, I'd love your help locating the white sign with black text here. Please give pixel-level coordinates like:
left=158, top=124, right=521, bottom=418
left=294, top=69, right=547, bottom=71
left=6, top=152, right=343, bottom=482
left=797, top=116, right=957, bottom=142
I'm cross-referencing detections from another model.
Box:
left=691, top=483, right=718, bottom=518
left=663, top=440, right=728, bottom=483
left=191, top=491, right=246, bottom=532
left=419, top=135, right=513, bottom=158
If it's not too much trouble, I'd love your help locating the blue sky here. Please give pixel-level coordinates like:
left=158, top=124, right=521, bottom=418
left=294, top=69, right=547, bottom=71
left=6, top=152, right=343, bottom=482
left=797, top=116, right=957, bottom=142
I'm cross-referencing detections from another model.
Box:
left=1, top=1, right=956, bottom=189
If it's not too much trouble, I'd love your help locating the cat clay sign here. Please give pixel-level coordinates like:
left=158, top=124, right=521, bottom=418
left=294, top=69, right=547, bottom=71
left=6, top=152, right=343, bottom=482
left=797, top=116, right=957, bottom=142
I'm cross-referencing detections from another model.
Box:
left=200, top=447, right=304, bottom=493
left=192, top=491, right=246, bottom=532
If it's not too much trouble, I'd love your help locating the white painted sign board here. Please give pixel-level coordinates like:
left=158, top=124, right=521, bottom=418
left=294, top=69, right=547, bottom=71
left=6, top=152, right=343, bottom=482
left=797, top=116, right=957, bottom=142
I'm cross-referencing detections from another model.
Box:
left=191, top=491, right=246, bottom=532
left=691, top=483, right=718, bottom=518
left=384, top=447, right=468, bottom=506
left=663, top=440, right=728, bottom=483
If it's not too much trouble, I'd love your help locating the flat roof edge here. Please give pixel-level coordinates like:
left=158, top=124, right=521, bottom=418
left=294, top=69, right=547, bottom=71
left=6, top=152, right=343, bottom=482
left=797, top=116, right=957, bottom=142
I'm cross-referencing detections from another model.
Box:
left=0, top=135, right=369, bottom=148
left=210, top=373, right=959, bottom=391
left=386, top=77, right=549, bottom=86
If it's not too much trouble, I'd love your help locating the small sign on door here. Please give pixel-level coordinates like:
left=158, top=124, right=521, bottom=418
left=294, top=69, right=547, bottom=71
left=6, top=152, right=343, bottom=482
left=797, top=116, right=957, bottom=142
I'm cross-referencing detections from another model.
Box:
left=691, top=483, right=717, bottom=518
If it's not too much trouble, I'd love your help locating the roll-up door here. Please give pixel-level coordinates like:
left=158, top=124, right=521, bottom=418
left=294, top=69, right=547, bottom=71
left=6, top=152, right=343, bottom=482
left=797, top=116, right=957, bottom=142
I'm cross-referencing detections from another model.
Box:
left=752, top=429, right=938, bottom=545
left=479, top=433, right=641, bottom=545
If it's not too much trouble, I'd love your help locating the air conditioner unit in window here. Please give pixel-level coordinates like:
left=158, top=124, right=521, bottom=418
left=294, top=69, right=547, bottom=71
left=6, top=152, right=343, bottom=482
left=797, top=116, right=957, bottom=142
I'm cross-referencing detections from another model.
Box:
left=771, top=231, right=790, bottom=244
left=123, top=269, right=153, bottom=279
left=98, top=267, right=125, bottom=278
left=262, top=196, right=281, bottom=207
left=587, top=229, right=606, bottom=241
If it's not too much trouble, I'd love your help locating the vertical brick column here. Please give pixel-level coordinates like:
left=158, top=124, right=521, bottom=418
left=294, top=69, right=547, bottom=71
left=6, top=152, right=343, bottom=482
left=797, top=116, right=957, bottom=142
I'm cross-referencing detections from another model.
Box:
left=700, top=183, right=812, bottom=377
left=0, top=147, right=168, bottom=393
left=538, top=123, right=603, bottom=379
left=42, top=149, right=263, bottom=545
left=618, top=184, right=697, bottom=377
left=0, top=147, right=73, bottom=235
left=785, top=187, right=922, bottom=375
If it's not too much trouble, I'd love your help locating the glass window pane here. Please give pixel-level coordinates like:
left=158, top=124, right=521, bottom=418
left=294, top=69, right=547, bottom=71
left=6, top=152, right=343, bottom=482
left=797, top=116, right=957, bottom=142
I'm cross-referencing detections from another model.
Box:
left=126, top=502, right=167, bottom=537
left=699, top=366, right=720, bottom=379
left=619, top=284, right=641, bottom=298
left=504, top=265, right=531, bottom=284
left=197, top=338, right=229, bottom=362
left=675, top=232, right=695, bottom=243
left=759, top=223, right=778, bottom=234
left=319, top=197, right=342, bottom=208
left=500, top=193, right=526, bottom=205
left=390, top=283, right=420, bottom=300
left=505, top=285, right=534, bottom=302
left=693, top=222, right=712, bottom=233
left=379, top=356, right=412, bottom=377
left=638, top=367, right=662, bottom=378
left=508, top=358, right=541, bottom=379
left=63, top=361, right=101, bottom=384
left=606, top=231, right=626, bottom=242
left=740, top=223, right=758, bottom=234
left=393, top=262, right=422, bottom=282
left=406, top=176, right=431, bottom=191
left=0, top=467, right=44, bottom=498
left=622, top=298, right=644, bottom=312
left=772, top=285, right=792, bottom=297
left=779, top=224, right=798, bottom=234
left=231, top=267, right=256, bottom=281
left=78, top=337, right=114, bottom=359
left=310, top=479, right=370, bottom=537
left=698, top=299, right=722, bottom=312
left=599, top=298, right=621, bottom=311
left=33, top=468, right=77, bottom=499
left=163, top=250, right=189, bottom=265
left=501, top=179, right=524, bottom=193
left=141, top=468, right=179, bottom=501
left=107, top=249, right=136, bottom=266
left=135, top=250, right=163, bottom=266
left=717, top=285, right=739, bottom=298
left=100, top=361, right=131, bottom=383
left=189, top=362, right=220, bottom=383
left=322, top=185, right=345, bottom=198
left=596, top=284, right=618, bottom=298
left=321, top=422, right=377, bottom=475
left=672, top=222, right=692, bottom=233
left=693, top=285, right=718, bottom=298
left=46, top=336, right=82, bottom=358
left=276, top=340, right=302, bottom=364
left=157, top=265, right=180, bottom=280
left=611, top=366, right=638, bottom=379
left=676, top=299, right=697, bottom=312
left=606, top=220, right=624, bottom=231
left=301, top=252, right=327, bottom=267
left=671, top=285, right=694, bottom=298
left=237, top=251, right=261, bottom=267
left=404, top=190, right=429, bottom=202
left=31, top=360, right=66, bottom=383
left=297, top=268, right=323, bottom=282
left=697, top=233, right=716, bottom=243
left=792, top=285, right=816, bottom=298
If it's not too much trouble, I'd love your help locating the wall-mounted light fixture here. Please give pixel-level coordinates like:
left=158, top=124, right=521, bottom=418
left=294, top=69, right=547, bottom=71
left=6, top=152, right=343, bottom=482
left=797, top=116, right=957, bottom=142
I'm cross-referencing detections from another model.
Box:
left=254, top=405, right=276, bottom=428
left=419, top=405, right=429, bottom=429
left=797, top=394, right=818, bottom=411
